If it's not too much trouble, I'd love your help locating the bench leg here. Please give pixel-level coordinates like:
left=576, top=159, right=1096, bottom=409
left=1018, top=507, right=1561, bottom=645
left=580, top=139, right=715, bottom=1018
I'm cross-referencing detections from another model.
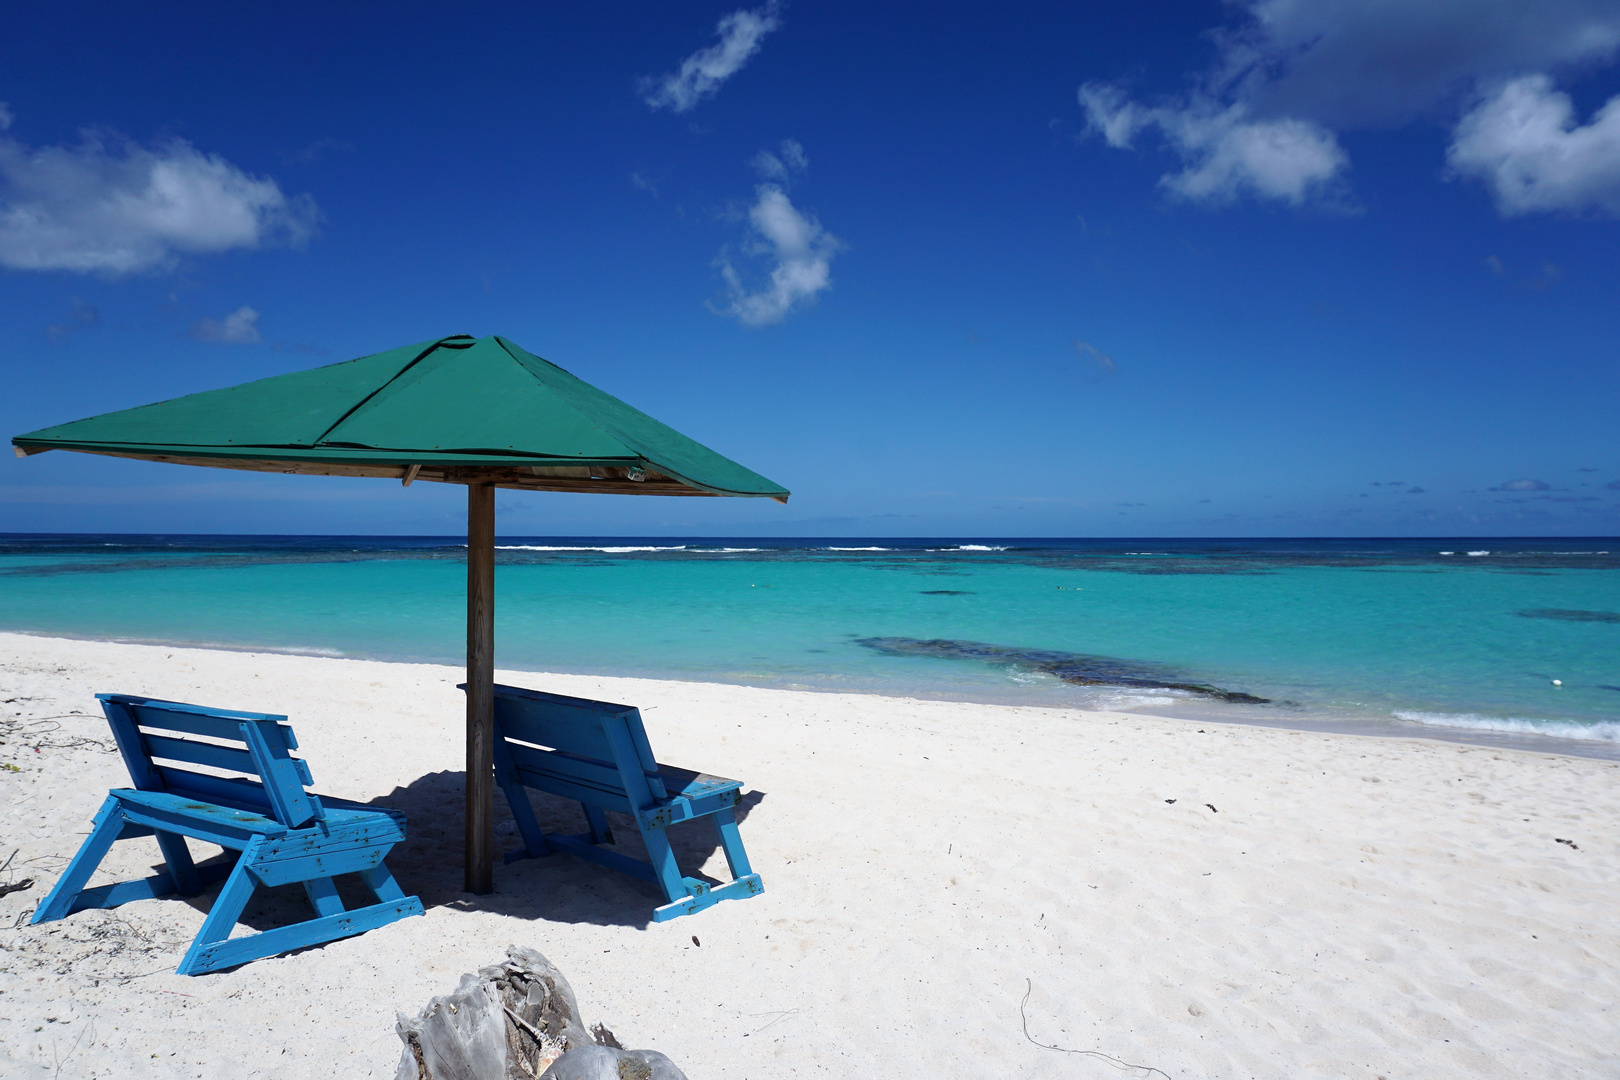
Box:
left=581, top=803, right=615, bottom=846
left=177, top=838, right=263, bottom=975
left=711, top=806, right=754, bottom=880
left=360, top=862, right=407, bottom=904
left=301, top=876, right=345, bottom=918
left=640, top=826, right=688, bottom=906
left=500, top=783, right=550, bottom=860
left=31, top=795, right=126, bottom=923
left=154, top=831, right=202, bottom=897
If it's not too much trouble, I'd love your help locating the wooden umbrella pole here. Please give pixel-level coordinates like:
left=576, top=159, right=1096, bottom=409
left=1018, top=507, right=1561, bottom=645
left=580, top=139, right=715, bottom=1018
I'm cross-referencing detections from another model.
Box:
left=465, top=480, right=496, bottom=895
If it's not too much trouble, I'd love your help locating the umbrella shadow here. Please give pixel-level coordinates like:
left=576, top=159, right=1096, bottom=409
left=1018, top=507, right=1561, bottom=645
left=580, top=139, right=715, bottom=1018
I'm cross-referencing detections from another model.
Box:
left=361, top=770, right=767, bottom=928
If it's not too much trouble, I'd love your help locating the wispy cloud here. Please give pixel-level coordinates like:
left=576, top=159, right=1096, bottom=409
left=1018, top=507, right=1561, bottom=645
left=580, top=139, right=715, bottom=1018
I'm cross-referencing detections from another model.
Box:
left=750, top=138, right=807, bottom=181
left=714, top=142, right=839, bottom=326
left=1079, top=85, right=1349, bottom=207
left=0, top=110, right=318, bottom=274
left=1072, top=339, right=1118, bottom=378
left=629, top=171, right=659, bottom=197
left=641, top=2, right=782, bottom=114
left=287, top=137, right=350, bottom=166
left=45, top=296, right=98, bottom=341
left=1077, top=1, right=1620, bottom=214
left=191, top=305, right=262, bottom=344
left=1488, top=477, right=1551, bottom=492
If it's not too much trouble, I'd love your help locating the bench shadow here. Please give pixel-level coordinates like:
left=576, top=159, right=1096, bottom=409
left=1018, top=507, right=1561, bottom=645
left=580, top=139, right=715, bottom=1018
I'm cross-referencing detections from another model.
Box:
left=151, top=769, right=766, bottom=937
left=357, top=769, right=766, bottom=928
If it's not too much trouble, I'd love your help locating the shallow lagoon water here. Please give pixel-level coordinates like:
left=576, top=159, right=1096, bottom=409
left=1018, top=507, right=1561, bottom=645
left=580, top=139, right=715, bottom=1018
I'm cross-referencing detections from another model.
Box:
left=1, top=534, right=1615, bottom=756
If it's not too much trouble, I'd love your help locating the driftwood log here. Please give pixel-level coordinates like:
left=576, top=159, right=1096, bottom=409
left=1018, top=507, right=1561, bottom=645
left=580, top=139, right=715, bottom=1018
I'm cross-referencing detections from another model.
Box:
left=395, top=946, right=687, bottom=1080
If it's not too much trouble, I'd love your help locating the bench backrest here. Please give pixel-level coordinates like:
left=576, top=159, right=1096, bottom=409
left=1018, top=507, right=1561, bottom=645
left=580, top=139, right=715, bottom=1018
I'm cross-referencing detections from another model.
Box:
left=97, top=693, right=323, bottom=828
left=480, top=684, right=668, bottom=808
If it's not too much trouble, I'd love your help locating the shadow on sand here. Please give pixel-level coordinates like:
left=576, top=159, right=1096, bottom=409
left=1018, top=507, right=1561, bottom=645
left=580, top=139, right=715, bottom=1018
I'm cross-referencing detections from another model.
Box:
left=162, top=771, right=766, bottom=935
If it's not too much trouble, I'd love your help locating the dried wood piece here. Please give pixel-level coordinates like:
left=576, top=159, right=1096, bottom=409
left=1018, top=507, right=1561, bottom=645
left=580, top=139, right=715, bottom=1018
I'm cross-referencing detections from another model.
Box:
left=395, top=947, right=686, bottom=1080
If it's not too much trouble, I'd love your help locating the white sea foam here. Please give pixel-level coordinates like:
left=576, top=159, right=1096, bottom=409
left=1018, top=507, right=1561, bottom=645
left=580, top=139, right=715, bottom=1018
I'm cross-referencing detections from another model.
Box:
left=950, top=544, right=1008, bottom=551
left=1466, top=550, right=1490, bottom=556
left=1439, top=551, right=1455, bottom=555
left=1090, top=690, right=1178, bottom=710
left=494, top=544, right=689, bottom=553
left=826, top=546, right=890, bottom=551
left=1393, top=710, right=1620, bottom=743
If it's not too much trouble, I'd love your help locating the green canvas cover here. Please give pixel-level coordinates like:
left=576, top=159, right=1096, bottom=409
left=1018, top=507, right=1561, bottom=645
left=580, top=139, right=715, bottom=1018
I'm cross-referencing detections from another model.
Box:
left=12, top=335, right=788, bottom=500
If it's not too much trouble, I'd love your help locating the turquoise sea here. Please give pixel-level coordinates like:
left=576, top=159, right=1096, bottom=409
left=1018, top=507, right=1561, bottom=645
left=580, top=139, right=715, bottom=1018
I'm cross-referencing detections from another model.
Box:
left=2, top=535, right=1616, bottom=757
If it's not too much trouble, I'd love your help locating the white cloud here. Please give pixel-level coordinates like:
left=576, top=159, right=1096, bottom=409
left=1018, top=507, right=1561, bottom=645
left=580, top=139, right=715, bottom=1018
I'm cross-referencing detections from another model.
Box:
left=1488, top=477, right=1552, bottom=491
left=1079, top=0, right=1620, bottom=212
left=0, top=103, right=12, bottom=131
left=751, top=138, right=807, bottom=181
left=1080, top=86, right=1348, bottom=206
left=715, top=184, right=839, bottom=327
left=642, top=2, right=782, bottom=114
left=0, top=119, right=317, bottom=274
left=1448, top=75, right=1620, bottom=215
left=192, top=305, right=262, bottom=344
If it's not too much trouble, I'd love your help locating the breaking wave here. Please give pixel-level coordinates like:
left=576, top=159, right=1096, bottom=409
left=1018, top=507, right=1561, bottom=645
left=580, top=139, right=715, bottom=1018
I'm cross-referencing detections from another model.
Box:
left=495, top=545, right=688, bottom=553
left=1393, top=710, right=1620, bottom=743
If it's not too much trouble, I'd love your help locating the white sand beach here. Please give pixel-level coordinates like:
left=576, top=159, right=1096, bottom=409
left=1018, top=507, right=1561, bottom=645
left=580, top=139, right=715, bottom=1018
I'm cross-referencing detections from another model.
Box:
left=1, top=630, right=1616, bottom=1079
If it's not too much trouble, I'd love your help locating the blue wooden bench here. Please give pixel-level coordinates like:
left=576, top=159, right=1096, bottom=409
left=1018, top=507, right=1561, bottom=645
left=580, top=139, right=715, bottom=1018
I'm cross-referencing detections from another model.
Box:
left=475, top=683, right=762, bottom=921
left=31, top=694, right=424, bottom=975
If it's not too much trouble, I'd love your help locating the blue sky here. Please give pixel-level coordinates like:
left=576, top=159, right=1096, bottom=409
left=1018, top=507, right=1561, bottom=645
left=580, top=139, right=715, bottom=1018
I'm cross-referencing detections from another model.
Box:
left=3, top=1, right=1618, bottom=537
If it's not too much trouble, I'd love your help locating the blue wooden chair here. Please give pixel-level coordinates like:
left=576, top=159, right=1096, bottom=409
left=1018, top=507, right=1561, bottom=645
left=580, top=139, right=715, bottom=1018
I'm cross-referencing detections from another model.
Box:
left=474, top=683, right=762, bottom=921
left=31, top=694, right=424, bottom=975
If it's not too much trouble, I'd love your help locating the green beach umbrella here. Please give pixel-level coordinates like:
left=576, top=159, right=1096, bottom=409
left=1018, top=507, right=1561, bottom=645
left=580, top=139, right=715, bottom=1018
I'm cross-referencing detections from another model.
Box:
left=12, top=333, right=789, bottom=893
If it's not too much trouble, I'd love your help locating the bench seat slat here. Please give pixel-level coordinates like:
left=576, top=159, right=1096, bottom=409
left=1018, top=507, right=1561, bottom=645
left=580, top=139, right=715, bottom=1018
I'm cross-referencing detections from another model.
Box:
left=656, top=766, right=742, bottom=800
left=115, top=787, right=285, bottom=830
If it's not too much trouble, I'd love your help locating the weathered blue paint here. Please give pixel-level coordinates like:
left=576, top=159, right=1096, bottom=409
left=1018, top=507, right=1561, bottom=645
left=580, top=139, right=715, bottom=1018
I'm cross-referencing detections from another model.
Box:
left=469, top=682, right=763, bottom=921
left=31, top=694, right=423, bottom=975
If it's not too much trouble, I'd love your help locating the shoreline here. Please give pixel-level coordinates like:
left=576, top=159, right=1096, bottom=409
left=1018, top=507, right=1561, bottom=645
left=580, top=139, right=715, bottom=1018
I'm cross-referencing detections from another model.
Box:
left=6, top=627, right=1616, bottom=763
left=2, top=632, right=1617, bottom=1077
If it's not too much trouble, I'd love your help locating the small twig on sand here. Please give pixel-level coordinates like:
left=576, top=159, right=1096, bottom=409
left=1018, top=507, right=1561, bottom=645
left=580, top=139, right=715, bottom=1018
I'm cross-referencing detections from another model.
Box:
left=53, top=1019, right=93, bottom=1080
left=1020, top=980, right=1173, bottom=1080
left=744, top=1008, right=802, bottom=1035
left=0, top=714, right=113, bottom=754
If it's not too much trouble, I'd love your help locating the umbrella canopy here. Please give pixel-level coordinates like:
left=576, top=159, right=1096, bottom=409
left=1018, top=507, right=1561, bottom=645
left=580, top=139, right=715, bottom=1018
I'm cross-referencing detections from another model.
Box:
left=13, top=333, right=789, bottom=501
left=13, top=334, right=788, bottom=896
